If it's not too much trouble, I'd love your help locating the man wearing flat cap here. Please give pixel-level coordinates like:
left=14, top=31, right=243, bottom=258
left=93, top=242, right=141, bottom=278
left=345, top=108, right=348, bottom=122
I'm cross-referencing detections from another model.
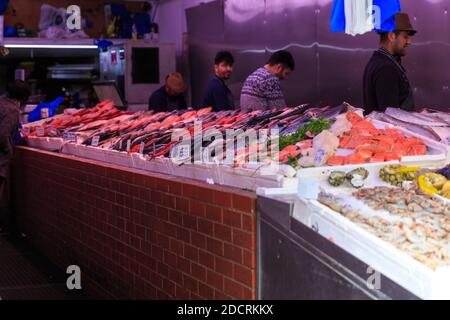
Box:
left=363, top=13, right=417, bottom=114
left=148, top=72, right=187, bottom=112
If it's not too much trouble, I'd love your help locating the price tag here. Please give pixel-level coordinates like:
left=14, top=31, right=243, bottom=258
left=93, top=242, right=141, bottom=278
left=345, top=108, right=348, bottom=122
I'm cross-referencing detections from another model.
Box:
left=36, top=127, right=45, bottom=137
left=22, top=126, right=30, bottom=135
left=139, top=142, right=145, bottom=154
left=314, top=149, right=326, bottom=166
left=91, top=136, right=100, bottom=147
left=40, top=108, right=49, bottom=119
left=126, top=140, right=131, bottom=152
left=63, top=132, right=77, bottom=143
left=171, top=144, right=191, bottom=164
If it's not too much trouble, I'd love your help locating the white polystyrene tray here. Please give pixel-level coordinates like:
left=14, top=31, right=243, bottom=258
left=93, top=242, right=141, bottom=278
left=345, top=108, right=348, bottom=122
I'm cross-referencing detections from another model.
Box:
left=145, top=157, right=292, bottom=190
left=293, top=157, right=450, bottom=299
left=130, top=153, right=147, bottom=171
left=76, top=144, right=108, bottom=163
left=194, top=163, right=221, bottom=185
left=168, top=160, right=197, bottom=180
left=297, top=161, right=401, bottom=199
left=302, top=119, right=448, bottom=171
left=256, top=186, right=297, bottom=197
left=131, top=153, right=192, bottom=180
left=61, top=142, right=79, bottom=156
left=370, top=117, right=450, bottom=159
left=44, top=139, right=296, bottom=191
left=292, top=197, right=450, bottom=300
left=296, top=160, right=448, bottom=201
left=145, top=157, right=172, bottom=175
left=101, top=148, right=132, bottom=168
left=371, top=119, right=449, bottom=166
left=26, top=137, right=64, bottom=151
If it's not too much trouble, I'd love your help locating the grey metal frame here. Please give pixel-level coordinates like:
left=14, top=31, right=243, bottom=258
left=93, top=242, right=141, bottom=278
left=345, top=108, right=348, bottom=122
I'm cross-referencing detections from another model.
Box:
left=257, top=194, right=419, bottom=300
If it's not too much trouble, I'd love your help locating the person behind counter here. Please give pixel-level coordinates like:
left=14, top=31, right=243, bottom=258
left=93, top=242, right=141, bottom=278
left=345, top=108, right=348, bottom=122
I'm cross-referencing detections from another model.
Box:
left=0, top=80, right=30, bottom=231
left=363, top=13, right=417, bottom=114
left=240, top=50, right=295, bottom=112
left=202, top=51, right=235, bottom=111
left=148, top=72, right=187, bottom=112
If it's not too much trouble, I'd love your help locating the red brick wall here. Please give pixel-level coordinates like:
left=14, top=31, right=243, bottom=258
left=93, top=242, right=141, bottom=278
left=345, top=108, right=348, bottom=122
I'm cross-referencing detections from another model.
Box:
left=11, top=147, right=257, bottom=300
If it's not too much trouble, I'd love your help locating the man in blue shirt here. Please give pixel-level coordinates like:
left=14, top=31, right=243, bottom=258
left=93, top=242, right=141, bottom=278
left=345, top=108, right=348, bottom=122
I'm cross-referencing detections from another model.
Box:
left=203, top=51, right=235, bottom=111
left=149, top=72, right=187, bottom=112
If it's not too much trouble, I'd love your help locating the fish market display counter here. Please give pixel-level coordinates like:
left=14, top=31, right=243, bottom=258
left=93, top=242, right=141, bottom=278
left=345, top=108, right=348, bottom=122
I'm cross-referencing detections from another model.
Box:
left=16, top=103, right=450, bottom=299
left=22, top=104, right=449, bottom=193
left=11, top=146, right=258, bottom=300
left=257, top=193, right=418, bottom=299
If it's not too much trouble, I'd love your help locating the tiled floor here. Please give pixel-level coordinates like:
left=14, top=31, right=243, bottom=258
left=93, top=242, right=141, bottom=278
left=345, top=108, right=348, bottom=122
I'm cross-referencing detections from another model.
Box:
left=0, top=230, right=90, bottom=300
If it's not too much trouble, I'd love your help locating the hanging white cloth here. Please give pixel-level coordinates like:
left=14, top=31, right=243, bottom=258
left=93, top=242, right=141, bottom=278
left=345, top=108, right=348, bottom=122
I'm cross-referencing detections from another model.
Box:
left=344, top=0, right=374, bottom=36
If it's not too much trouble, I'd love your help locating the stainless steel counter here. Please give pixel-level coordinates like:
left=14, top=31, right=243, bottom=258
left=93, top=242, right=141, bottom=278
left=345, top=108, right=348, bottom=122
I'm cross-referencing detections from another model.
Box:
left=257, top=194, right=418, bottom=300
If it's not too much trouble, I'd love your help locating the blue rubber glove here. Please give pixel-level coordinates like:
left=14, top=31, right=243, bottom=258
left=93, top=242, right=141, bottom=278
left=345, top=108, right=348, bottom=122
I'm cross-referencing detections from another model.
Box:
left=28, top=96, right=64, bottom=123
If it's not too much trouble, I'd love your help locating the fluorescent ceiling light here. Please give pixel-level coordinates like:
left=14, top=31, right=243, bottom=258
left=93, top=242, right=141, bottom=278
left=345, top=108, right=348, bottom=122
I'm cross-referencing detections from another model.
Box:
left=4, top=44, right=98, bottom=49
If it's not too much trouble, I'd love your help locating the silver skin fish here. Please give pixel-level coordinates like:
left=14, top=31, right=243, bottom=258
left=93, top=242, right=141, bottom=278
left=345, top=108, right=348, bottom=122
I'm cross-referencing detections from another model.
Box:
left=385, top=108, right=449, bottom=127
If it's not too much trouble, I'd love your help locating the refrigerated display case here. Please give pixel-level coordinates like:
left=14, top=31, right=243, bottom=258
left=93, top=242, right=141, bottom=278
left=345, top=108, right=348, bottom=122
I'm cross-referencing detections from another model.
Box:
left=257, top=192, right=419, bottom=300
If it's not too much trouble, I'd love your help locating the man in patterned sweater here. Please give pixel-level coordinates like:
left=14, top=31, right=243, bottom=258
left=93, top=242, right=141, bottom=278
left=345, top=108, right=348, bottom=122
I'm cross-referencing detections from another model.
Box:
left=240, top=50, right=295, bottom=111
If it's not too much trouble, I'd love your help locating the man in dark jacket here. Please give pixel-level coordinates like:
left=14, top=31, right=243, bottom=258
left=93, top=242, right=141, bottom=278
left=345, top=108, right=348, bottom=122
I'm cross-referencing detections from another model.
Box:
left=0, top=80, right=30, bottom=231
left=148, top=72, right=187, bottom=112
left=203, top=51, right=235, bottom=111
left=363, top=13, right=417, bottom=114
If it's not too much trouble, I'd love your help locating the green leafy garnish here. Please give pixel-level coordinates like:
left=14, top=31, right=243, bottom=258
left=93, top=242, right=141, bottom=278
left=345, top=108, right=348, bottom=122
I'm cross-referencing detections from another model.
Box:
left=280, top=117, right=331, bottom=150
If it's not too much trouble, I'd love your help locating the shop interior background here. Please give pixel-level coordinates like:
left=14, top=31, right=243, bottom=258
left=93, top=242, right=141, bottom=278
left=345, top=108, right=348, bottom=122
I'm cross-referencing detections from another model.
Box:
left=1, top=0, right=449, bottom=110
left=181, top=0, right=450, bottom=111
